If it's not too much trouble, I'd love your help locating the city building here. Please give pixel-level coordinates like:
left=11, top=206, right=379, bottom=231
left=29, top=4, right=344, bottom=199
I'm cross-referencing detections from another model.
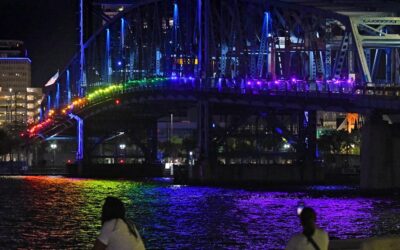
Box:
left=0, top=87, right=42, bottom=126
left=0, top=40, right=26, bottom=58
left=0, top=40, right=42, bottom=127
left=0, top=57, right=31, bottom=91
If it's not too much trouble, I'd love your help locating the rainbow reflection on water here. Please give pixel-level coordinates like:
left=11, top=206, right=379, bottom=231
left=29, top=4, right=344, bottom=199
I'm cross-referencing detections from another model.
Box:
left=0, top=176, right=399, bottom=249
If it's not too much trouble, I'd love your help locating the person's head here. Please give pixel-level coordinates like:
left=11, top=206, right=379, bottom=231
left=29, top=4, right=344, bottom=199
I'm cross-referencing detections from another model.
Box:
left=300, top=207, right=317, bottom=231
left=101, top=196, right=126, bottom=225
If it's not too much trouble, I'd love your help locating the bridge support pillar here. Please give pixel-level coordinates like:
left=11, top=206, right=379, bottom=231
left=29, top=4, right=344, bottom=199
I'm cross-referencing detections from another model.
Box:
left=194, top=100, right=211, bottom=182
left=69, top=113, right=84, bottom=176
left=297, top=110, right=318, bottom=183
left=361, top=114, right=400, bottom=190
left=146, top=120, right=158, bottom=165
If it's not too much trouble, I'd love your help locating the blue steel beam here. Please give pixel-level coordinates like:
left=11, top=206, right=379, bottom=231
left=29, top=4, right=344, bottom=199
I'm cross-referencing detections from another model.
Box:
left=69, top=113, right=84, bottom=161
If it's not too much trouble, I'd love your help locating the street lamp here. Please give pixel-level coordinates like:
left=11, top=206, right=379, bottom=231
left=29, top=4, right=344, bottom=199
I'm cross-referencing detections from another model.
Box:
left=50, top=143, right=57, bottom=167
left=189, top=151, right=194, bottom=166
left=119, top=143, right=127, bottom=162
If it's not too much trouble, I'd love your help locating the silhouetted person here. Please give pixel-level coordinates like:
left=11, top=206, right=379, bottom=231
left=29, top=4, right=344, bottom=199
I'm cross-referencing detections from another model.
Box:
left=286, top=207, right=329, bottom=250
left=93, top=196, right=145, bottom=250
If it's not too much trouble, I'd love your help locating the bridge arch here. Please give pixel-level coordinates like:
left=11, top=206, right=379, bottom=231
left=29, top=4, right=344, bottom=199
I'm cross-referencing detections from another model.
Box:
left=42, top=0, right=364, bottom=117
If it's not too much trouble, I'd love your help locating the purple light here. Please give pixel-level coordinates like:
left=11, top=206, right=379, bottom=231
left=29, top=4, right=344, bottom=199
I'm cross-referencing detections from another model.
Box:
left=257, top=81, right=261, bottom=85
left=291, top=78, right=296, bottom=82
left=247, top=81, right=252, bottom=85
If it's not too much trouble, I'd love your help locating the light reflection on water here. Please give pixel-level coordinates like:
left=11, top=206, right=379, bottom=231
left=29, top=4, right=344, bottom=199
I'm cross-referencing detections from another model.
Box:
left=0, top=176, right=399, bottom=249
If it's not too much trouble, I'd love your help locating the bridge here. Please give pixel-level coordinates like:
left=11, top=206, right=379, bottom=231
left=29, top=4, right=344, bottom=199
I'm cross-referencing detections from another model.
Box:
left=27, top=0, right=400, bottom=189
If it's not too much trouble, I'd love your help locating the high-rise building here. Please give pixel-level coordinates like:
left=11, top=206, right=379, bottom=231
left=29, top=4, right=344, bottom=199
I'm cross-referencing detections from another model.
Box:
left=0, top=87, right=42, bottom=126
left=0, top=40, right=42, bottom=127
left=0, top=57, right=31, bottom=92
left=0, top=40, right=26, bottom=58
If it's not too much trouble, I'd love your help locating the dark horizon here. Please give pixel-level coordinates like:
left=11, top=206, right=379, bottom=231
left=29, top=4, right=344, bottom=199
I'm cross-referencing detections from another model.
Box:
left=0, top=0, right=77, bottom=87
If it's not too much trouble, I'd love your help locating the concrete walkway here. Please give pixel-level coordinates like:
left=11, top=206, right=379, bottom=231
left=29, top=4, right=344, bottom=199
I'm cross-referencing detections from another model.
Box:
left=330, top=236, right=400, bottom=250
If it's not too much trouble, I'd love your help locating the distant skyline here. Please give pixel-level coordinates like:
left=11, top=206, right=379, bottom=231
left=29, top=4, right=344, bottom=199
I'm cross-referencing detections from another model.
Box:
left=0, top=0, right=77, bottom=87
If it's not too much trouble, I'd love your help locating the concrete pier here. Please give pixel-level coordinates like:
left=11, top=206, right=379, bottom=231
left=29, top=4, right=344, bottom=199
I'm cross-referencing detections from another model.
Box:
left=360, top=114, right=400, bottom=190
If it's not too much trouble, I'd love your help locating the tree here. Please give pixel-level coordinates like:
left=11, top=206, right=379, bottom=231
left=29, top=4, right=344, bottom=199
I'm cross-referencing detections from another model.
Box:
left=0, top=129, right=11, bottom=156
left=317, top=129, right=360, bottom=155
left=0, top=123, right=27, bottom=161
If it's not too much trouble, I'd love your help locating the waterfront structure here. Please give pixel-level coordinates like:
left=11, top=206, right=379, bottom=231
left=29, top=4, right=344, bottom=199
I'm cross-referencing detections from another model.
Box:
left=28, top=0, right=400, bottom=189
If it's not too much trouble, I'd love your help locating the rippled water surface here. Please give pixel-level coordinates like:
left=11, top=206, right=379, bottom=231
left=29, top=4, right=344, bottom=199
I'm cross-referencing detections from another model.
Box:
left=1, top=176, right=400, bottom=249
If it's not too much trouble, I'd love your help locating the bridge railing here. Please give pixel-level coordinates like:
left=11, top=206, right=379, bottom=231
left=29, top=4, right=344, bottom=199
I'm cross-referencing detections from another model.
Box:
left=71, top=77, right=400, bottom=109
left=28, top=76, right=400, bottom=138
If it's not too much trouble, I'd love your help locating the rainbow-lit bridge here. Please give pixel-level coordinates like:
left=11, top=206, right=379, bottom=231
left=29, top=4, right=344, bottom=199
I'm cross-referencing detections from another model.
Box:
left=29, top=0, right=400, bottom=189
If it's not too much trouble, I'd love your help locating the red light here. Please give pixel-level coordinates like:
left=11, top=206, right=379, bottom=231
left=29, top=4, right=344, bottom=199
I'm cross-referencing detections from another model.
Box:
left=115, top=99, right=121, bottom=105
left=20, top=133, right=24, bottom=137
left=119, top=159, right=125, bottom=164
left=67, top=159, right=72, bottom=164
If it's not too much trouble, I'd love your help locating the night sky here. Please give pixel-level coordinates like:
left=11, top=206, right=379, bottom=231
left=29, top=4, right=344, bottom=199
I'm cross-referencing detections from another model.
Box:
left=0, top=0, right=78, bottom=87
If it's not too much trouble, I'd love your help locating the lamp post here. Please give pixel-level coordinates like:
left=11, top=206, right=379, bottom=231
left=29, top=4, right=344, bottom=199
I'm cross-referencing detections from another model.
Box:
left=50, top=143, right=57, bottom=167
left=119, top=143, right=126, bottom=163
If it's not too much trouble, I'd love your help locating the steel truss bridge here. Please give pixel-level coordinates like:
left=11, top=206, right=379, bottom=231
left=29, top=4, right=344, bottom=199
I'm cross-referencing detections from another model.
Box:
left=27, top=0, right=400, bottom=187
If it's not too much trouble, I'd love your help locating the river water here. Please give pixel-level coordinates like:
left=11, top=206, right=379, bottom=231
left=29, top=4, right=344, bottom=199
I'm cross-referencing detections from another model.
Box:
left=0, top=176, right=400, bottom=249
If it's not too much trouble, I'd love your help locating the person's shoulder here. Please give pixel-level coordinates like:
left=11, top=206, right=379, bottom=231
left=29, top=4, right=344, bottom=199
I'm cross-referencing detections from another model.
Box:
left=101, top=219, right=119, bottom=233
left=104, top=218, right=117, bottom=224
left=316, top=228, right=328, bottom=235
left=291, top=232, right=304, bottom=238
left=103, top=219, right=117, bottom=228
left=288, top=232, right=305, bottom=243
left=286, top=233, right=304, bottom=250
left=315, top=228, right=329, bottom=240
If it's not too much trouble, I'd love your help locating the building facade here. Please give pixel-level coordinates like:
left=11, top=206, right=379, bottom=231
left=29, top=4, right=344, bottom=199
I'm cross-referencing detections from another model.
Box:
left=0, top=87, right=42, bottom=126
left=0, top=40, right=42, bottom=127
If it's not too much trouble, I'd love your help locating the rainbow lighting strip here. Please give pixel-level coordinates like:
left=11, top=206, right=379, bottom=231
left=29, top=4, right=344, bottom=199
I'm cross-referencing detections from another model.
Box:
left=27, top=77, right=169, bottom=137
